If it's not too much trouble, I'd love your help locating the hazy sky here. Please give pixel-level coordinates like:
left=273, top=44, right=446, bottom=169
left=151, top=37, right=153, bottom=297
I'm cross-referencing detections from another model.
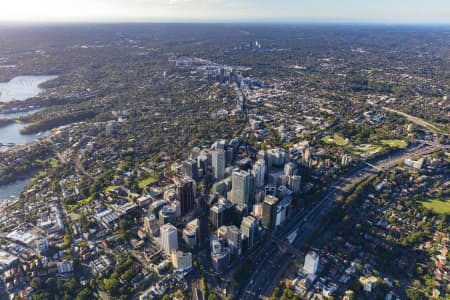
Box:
left=0, top=0, right=449, bottom=23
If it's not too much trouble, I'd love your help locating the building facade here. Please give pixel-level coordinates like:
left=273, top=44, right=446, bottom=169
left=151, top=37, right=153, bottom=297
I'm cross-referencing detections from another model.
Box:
left=160, top=223, right=178, bottom=256
left=231, top=170, right=250, bottom=206
left=212, top=149, right=226, bottom=181
left=175, top=177, right=196, bottom=215
left=304, top=251, right=319, bottom=275
left=241, top=215, right=258, bottom=249
left=262, top=195, right=279, bottom=230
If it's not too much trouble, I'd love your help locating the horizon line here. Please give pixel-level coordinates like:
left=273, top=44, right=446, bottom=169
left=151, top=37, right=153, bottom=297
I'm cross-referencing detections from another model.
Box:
left=1, top=19, right=450, bottom=27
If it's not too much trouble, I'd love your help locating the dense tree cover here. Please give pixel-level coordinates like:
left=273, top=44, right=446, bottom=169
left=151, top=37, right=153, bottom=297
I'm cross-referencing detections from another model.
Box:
left=96, top=254, right=139, bottom=299
left=31, top=278, right=94, bottom=300
left=332, top=161, right=450, bottom=299
left=20, top=111, right=97, bottom=134
left=0, top=146, right=53, bottom=185
left=405, top=288, right=425, bottom=300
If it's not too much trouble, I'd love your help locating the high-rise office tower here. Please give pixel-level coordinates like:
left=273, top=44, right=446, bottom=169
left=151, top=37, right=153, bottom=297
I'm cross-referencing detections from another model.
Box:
left=234, top=204, right=248, bottom=227
left=197, top=155, right=208, bottom=177
left=212, top=149, right=226, bottom=181
left=240, top=215, right=258, bottom=249
left=182, top=159, right=198, bottom=179
left=275, top=196, right=292, bottom=228
left=262, top=195, right=278, bottom=230
left=268, top=148, right=289, bottom=168
left=158, top=205, right=177, bottom=225
left=218, top=225, right=242, bottom=256
left=171, top=251, right=192, bottom=271
left=226, top=146, right=234, bottom=166
left=209, top=198, right=234, bottom=229
left=175, top=177, right=196, bottom=215
left=304, top=147, right=311, bottom=163
left=183, top=218, right=200, bottom=249
left=253, top=159, right=266, bottom=188
left=289, top=175, right=302, bottom=194
left=211, top=245, right=230, bottom=273
left=284, top=162, right=297, bottom=176
left=231, top=170, right=250, bottom=206
left=191, top=147, right=201, bottom=160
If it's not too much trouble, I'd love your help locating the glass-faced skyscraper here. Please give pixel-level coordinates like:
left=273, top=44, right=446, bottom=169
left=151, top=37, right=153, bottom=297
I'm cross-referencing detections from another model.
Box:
left=175, top=177, right=196, bottom=215
left=262, top=194, right=278, bottom=230
left=241, top=215, right=258, bottom=249
left=212, top=149, right=226, bottom=181
left=231, top=170, right=250, bottom=206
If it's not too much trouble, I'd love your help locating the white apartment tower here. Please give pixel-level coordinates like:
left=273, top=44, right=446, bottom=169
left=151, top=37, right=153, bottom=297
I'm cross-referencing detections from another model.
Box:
left=303, top=251, right=319, bottom=275
left=160, top=223, right=178, bottom=256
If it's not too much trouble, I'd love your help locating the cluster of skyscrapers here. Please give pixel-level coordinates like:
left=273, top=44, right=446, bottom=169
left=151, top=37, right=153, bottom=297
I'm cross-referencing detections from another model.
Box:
left=177, top=139, right=304, bottom=272
left=144, top=137, right=305, bottom=274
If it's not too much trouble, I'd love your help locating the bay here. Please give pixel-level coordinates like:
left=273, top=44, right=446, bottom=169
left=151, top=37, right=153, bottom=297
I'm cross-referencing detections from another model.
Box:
left=0, top=75, right=57, bottom=102
left=0, top=75, right=57, bottom=203
left=0, top=178, right=30, bottom=203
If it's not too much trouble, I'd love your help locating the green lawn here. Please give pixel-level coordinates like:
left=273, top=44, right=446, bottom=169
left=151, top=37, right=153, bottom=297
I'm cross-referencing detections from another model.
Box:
left=381, top=139, right=407, bottom=149
left=138, top=176, right=158, bottom=188
left=355, top=144, right=383, bottom=154
left=322, top=134, right=349, bottom=146
left=422, top=199, right=450, bottom=215
left=49, top=157, right=60, bottom=168
left=70, top=212, right=82, bottom=221
left=68, top=196, right=93, bottom=211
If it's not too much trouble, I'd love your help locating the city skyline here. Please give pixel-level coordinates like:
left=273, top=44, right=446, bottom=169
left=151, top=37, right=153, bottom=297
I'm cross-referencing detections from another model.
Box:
left=0, top=0, right=450, bottom=24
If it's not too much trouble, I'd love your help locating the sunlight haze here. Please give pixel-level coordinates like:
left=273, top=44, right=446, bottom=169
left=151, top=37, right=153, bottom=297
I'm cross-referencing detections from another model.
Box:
left=0, top=0, right=449, bottom=23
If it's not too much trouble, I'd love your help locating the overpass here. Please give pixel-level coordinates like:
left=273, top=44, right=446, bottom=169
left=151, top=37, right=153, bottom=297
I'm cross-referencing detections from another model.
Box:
left=381, top=106, right=442, bottom=133
left=362, top=161, right=383, bottom=171
left=414, top=139, right=450, bottom=150
left=271, top=235, right=303, bottom=259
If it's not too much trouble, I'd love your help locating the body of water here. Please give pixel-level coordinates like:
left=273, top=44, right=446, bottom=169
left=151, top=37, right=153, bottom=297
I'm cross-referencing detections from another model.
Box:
left=0, top=109, right=41, bottom=119
left=0, top=75, right=56, bottom=151
left=0, top=75, right=57, bottom=102
left=0, top=123, right=43, bottom=151
left=0, top=75, right=56, bottom=203
left=0, top=178, right=30, bottom=203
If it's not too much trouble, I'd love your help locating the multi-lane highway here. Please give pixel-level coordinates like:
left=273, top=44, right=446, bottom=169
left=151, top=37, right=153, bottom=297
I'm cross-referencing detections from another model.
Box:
left=239, top=143, right=443, bottom=300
